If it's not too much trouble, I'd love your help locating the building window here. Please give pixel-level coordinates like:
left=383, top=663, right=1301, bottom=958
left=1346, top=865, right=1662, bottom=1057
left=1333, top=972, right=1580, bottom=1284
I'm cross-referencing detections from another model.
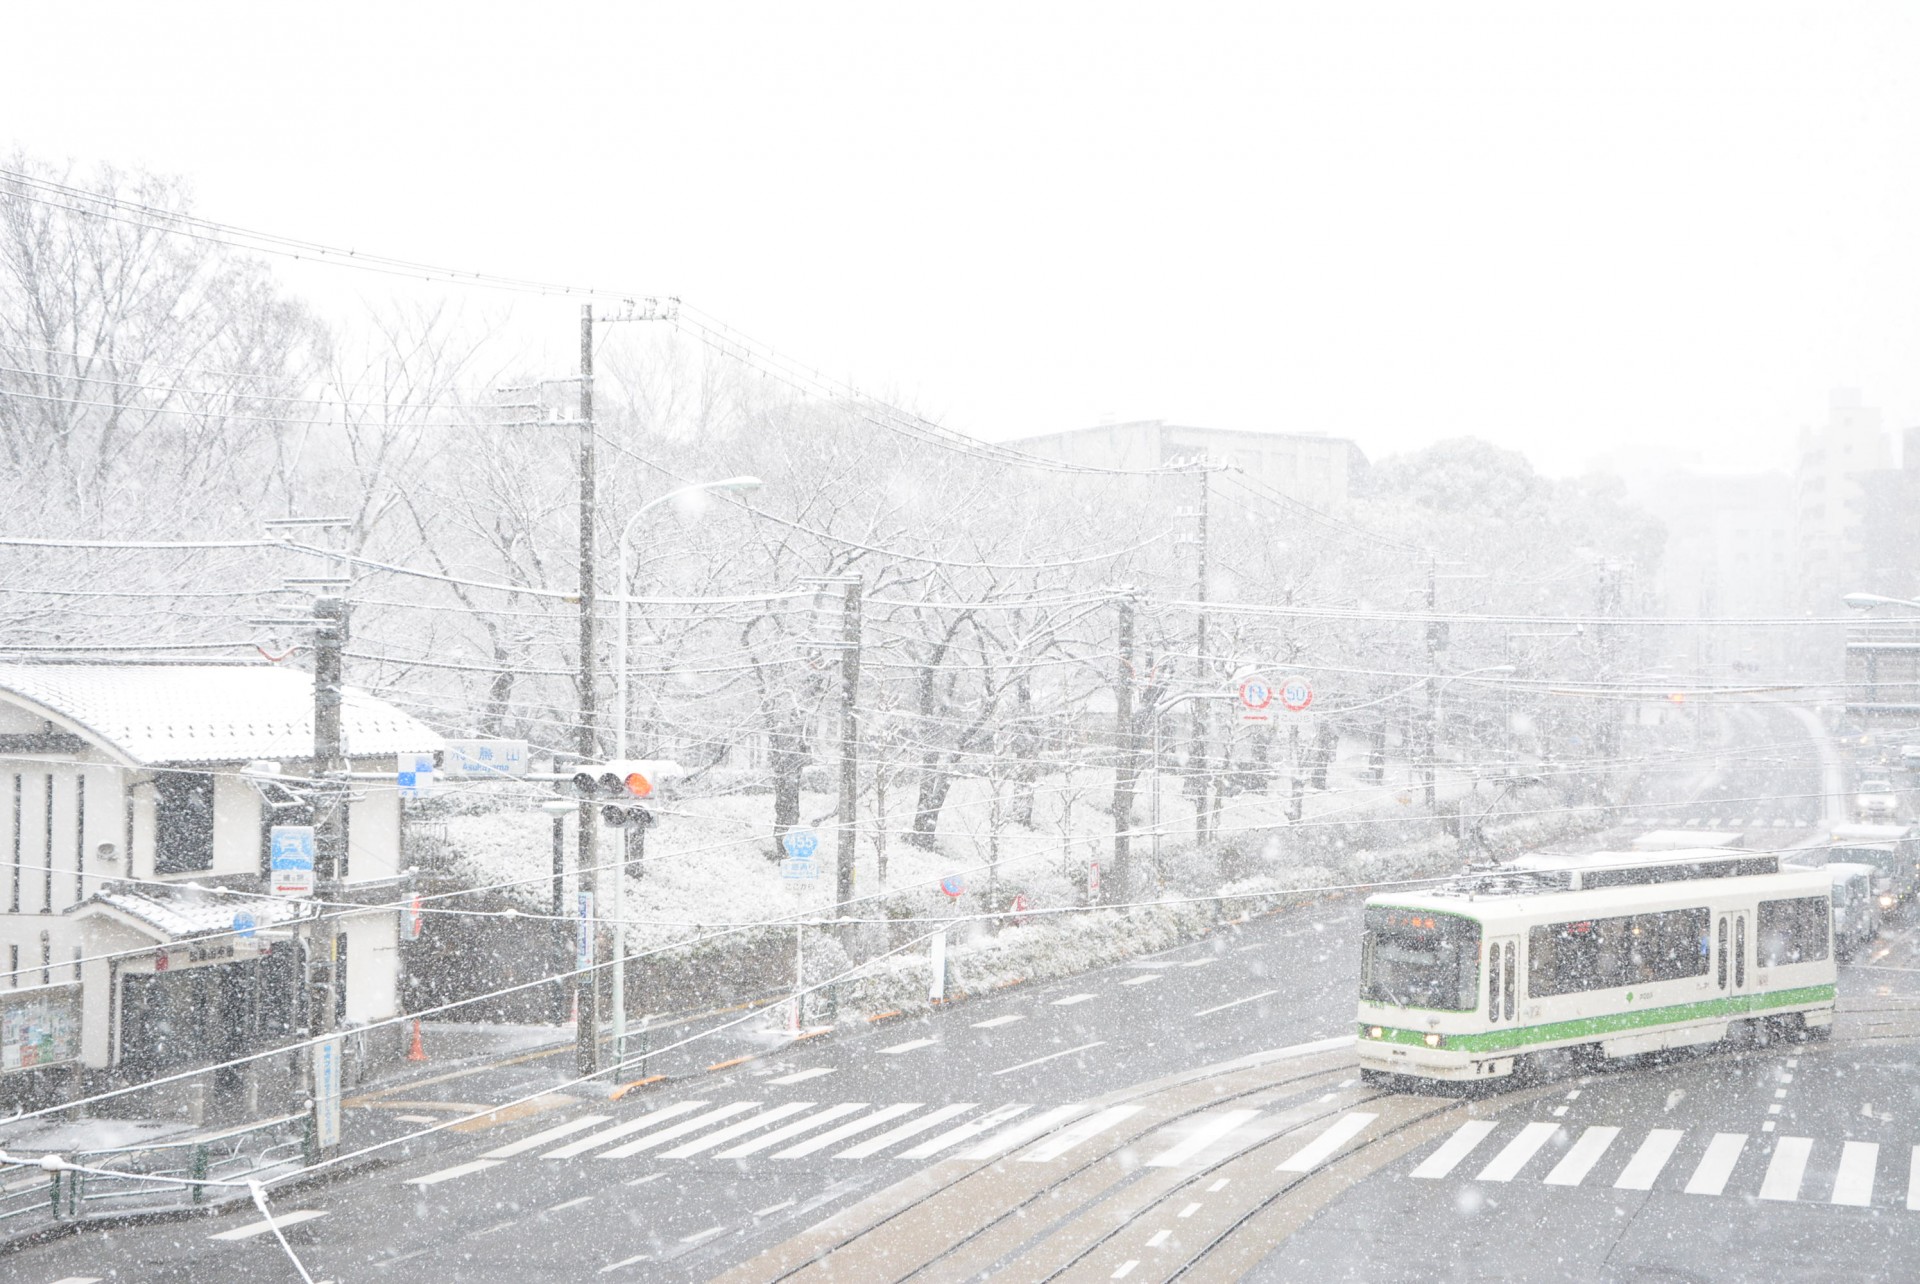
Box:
left=154, top=773, right=216, bottom=874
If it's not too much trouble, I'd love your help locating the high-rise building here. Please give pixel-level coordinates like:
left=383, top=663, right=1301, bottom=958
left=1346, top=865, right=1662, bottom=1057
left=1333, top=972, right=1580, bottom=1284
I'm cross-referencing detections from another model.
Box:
left=1795, top=389, right=1892, bottom=612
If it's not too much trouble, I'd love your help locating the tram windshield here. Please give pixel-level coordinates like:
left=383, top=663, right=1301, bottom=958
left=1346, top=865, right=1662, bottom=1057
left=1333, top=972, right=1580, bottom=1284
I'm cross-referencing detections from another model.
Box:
left=1360, top=907, right=1480, bottom=1011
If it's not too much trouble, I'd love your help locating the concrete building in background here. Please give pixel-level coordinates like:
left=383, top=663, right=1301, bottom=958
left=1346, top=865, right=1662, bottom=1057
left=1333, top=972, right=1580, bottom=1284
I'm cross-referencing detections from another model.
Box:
left=1004, top=420, right=1367, bottom=510
left=1795, top=389, right=1893, bottom=612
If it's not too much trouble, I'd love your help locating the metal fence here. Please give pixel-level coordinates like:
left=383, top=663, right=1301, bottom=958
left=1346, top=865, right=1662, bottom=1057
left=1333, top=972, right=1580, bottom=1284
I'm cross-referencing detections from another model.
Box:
left=0, top=1111, right=309, bottom=1237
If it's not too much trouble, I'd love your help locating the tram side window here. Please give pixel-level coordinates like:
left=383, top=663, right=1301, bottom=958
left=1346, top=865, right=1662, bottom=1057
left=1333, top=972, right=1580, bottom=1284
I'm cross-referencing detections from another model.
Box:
left=1528, top=907, right=1710, bottom=997
left=1757, top=896, right=1830, bottom=966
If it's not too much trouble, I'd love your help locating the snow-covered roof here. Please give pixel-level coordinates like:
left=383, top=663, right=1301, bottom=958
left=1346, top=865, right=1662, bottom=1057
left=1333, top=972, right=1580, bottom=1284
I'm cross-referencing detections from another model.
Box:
left=75, top=885, right=317, bottom=942
left=0, top=664, right=441, bottom=766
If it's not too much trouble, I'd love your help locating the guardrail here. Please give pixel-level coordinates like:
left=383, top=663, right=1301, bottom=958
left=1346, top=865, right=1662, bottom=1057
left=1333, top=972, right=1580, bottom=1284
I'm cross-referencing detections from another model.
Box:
left=0, top=1111, right=308, bottom=1238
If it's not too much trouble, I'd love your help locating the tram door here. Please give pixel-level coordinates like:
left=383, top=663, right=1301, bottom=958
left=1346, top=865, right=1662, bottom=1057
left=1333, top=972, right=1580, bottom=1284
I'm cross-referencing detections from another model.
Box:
left=1486, top=936, right=1519, bottom=1025
left=1715, top=911, right=1750, bottom=997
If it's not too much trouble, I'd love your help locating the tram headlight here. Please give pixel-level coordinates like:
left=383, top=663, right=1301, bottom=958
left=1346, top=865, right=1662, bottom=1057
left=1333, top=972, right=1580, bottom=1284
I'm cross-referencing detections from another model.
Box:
left=1423, top=1032, right=1444, bottom=1049
left=1367, top=1026, right=1384, bottom=1040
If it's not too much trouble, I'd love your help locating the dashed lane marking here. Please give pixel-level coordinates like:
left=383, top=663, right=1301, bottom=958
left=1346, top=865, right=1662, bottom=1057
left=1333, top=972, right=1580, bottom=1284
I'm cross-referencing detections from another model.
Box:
left=769, top=1067, right=836, bottom=1085
left=1121, top=974, right=1161, bottom=986
left=1146, top=1229, right=1171, bottom=1247
left=972, top=1015, right=1025, bottom=1029
left=755, top=1198, right=797, bottom=1217
left=547, top=1196, right=593, bottom=1212
left=1112, top=1261, right=1139, bottom=1279
left=1193, top=990, right=1280, bottom=1018
left=208, top=1210, right=329, bottom=1241
left=993, top=1041, right=1107, bottom=1076
left=879, top=1038, right=937, bottom=1054
left=1051, top=993, right=1097, bottom=1006
left=541, top=1102, right=711, bottom=1158
left=406, top=1159, right=502, bottom=1187
left=482, top=1113, right=614, bottom=1159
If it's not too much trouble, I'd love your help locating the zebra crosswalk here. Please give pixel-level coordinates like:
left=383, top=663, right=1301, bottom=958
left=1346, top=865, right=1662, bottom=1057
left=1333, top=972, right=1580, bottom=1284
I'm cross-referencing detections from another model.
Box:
left=1409, top=1118, right=1920, bottom=1209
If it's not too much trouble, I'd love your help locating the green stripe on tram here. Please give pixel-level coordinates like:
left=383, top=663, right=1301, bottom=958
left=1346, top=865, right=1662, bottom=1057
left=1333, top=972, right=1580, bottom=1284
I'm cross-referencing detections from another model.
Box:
left=1360, top=984, right=1836, bottom=1054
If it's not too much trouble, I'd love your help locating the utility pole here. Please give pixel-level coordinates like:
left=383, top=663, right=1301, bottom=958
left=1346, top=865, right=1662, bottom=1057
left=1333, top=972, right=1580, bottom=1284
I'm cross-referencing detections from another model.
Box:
left=1111, top=592, right=1138, bottom=903
left=1424, top=558, right=1441, bottom=811
left=575, top=303, right=601, bottom=1078
left=836, top=575, right=862, bottom=945
left=310, top=594, right=348, bottom=1052
left=1188, top=468, right=1212, bottom=845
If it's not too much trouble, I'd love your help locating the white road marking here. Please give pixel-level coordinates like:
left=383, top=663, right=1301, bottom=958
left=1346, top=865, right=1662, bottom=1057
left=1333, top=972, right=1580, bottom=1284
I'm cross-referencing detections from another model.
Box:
left=1193, top=990, right=1280, bottom=1018
left=681, top=1226, right=723, bottom=1243
left=1207, top=1177, right=1230, bottom=1192
left=50, top=1278, right=103, bottom=1284
left=1146, top=1229, right=1171, bottom=1247
left=1683, top=1133, right=1748, bottom=1196
left=1410, top=1120, right=1498, bottom=1179
left=898, top=1104, right=1032, bottom=1158
left=1768, top=1105, right=1782, bottom=1115
left=626, top=1173, right=664, bottom=1187
left=1862, top=1103, right=1875, bottom=1118
left=395, top=1114, right=439, bottom=1123
left=1020, top=1105, right=1143, bottom=1162
left=973, top=1014, right=1025, bottom=1029
left=1779, top=1073, right=1794, bottom=1084
left=547, top=1196, right=593, bottom=1212
left=599, top=1253, right=648, bottom=1274
left=1832, top=1141, right=1879, bottom=1207
left=715, top=1103, right=871, bottom=1158
left=1763, top=1122, right=1777, bottom=1134
left=1121, top=974, right=1161, bottom=986
left=1475, top=1122, right=1561, bottom=1182
left=1177, top=1201, right=1201, bottom=1217
left=768, top=1067, right=836, bottom=1085
left=1551, top=1106, right=1568, bottom=1117
left=1543, top=1126, right=1620, bottom=1187
left=961, top=1104, right=1091, bottom=1160
left=209, top=1209, right=329, bottom=1240
left=1276, top=1112, right=1377, bottom=1173
left=596, top=1102, right=762, bottom=1158
left=775, top=1103, right=923, bottom=1158
left=1758, top=1137, right=1812, bottom=1201
left=879, top=1038, right=937, bottom=1054
left=406, top=1159, right=502, bottom=1187
left=994, top=1041, right=1107, bottom=1076
left=483, top=1114, right=614, bottom=1159
left=1183, top=958, right=1217, bottom=968
left=1113, top=1261, right=1139, bottom=1279
left=541, top=1102, right=710, bottom=1158
left=662, top=1102, right=819, bottom=1158
left=836, top=1103, right=979, bottom=1158
left=1774, top=1088, right=1788, bottom=1099
left=1907, top=1146, right=1920, bottom=1210
left=1614, top=1129, right=1683, bottom=1190
left=1147, top=1109, right=1262, bottom=1168
left=1052, top=993, right=1099, bottom=1006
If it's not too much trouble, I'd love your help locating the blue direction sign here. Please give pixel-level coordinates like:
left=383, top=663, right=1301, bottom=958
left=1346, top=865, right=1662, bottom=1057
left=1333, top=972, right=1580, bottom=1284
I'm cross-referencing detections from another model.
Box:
left=781, top=829, right=818, bottom=860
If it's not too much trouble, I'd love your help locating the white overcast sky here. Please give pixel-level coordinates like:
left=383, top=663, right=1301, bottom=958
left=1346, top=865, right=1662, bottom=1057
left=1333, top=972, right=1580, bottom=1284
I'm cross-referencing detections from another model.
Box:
left=6, top=1, right=1919, bottom=476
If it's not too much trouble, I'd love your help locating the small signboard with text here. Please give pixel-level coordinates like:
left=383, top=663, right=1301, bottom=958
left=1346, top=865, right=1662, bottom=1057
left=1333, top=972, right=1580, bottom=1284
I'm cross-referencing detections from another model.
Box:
left=441, top=739, right=529, bottom=778
left=269, top=825, right=316, bottom=897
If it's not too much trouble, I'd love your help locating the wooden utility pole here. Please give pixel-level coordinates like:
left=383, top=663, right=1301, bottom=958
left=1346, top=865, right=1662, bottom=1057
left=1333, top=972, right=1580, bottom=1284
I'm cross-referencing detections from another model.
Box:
left=575, top=303, right=601, bottom=1077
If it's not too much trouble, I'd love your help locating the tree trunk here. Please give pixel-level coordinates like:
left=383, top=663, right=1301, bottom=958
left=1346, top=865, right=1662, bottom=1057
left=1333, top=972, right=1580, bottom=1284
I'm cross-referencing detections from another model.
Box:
left=770, top=722, right=808, bottom=860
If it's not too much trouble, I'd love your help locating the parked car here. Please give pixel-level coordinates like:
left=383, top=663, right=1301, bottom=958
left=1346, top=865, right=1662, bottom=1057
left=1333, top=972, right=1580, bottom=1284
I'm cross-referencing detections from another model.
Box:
left=1856, top=779, right=1899, bottom=821
left=1901, top=744, right=1920, bottom=768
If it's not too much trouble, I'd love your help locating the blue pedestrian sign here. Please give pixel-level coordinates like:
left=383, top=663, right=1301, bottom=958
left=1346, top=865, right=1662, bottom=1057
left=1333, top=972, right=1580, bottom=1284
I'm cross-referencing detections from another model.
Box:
left=781, top=829, right=818, bottom=860
left=269, top=825, right=315, bottom=898
left=231, top=911, right=256, bottom=940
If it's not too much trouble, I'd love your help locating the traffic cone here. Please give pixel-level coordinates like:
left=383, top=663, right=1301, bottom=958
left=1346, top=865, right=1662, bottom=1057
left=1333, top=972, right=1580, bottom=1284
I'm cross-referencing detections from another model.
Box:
left=406, top=1019, right=427, bottom=1062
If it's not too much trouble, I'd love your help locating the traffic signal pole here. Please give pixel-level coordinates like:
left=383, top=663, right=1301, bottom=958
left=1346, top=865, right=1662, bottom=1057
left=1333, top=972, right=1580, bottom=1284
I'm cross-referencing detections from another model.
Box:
left=575, top=304, right=601, bottom=1078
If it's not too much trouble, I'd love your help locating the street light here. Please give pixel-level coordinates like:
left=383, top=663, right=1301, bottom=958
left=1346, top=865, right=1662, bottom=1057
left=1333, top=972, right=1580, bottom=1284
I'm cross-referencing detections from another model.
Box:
left=608, top=475, right=760, bottom=1073
left=614, top=476, right=765, bottom=758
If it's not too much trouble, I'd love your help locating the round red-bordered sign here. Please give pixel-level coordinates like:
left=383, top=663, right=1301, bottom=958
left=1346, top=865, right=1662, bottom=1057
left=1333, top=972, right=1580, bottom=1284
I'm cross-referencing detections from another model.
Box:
left=1279, top=676, right=1313, bottom=711
left=1238, top=677, right=1273, bottom=711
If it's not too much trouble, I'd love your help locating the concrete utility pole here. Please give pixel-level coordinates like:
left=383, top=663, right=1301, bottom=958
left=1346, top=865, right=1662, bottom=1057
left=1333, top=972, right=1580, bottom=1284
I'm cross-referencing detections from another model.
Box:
left=1110, top=592, right=1138, bottom=903
left=835, top=576, right=862, bottom=942
left=1424, top=559, right=1441, bottom=811
left=575, top=304, right=601, bottom=1077
left=1189, top=469, right=1212, bottom=845
left=310, top=594, right=348, bottom=1047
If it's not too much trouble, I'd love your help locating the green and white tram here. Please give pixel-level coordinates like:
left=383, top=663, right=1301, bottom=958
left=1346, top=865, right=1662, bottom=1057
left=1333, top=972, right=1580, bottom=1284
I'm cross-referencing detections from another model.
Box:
left=1356, top=851, right=1836, bottom=1085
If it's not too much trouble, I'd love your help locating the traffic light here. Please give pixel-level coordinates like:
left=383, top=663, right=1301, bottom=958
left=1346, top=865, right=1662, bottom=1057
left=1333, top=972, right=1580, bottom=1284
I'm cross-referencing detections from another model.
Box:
left=568, top=760, right=681, bottom=827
